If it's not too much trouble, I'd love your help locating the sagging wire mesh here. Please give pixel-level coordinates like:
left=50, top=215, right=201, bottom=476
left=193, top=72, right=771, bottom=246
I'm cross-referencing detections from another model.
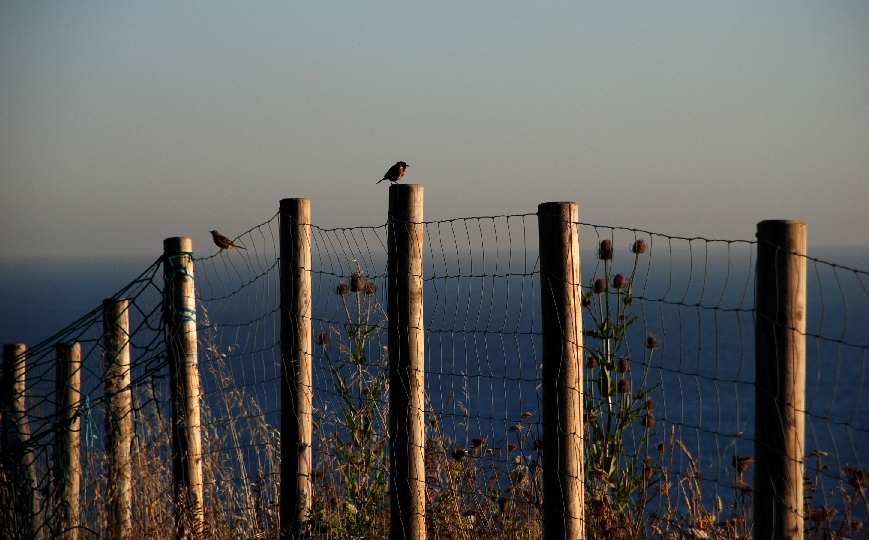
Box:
left=0, top=258, right=167, bottom=539
left=1, top=208, right=867, bottom=539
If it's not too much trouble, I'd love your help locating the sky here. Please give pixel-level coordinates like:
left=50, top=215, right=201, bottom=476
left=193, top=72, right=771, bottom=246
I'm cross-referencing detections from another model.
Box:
left=1, top=1, right=867, bottom=259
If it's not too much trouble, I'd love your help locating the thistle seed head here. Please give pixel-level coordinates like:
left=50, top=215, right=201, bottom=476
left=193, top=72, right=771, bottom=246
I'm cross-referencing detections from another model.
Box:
left=593, top=277, right=608, bottom=294
left=597, top=238, right=614, bottom=260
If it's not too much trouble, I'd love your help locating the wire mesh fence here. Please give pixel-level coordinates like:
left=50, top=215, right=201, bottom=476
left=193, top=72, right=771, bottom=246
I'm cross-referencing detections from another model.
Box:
left=1, top=197, right=867, bottom=539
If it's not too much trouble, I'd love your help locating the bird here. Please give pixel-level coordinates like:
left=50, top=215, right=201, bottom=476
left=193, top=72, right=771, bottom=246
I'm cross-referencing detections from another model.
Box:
left=209, top=230, right=246, bottom=253
left=376, top=161, right=408, bottom=184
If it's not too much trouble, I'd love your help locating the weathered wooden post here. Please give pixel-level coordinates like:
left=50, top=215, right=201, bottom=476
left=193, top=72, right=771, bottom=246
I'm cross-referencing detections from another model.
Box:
left=279, top=198, right=313, bottom=539
left=55, top=341, right=81, bottom=540
left=163, top=237, right=203, bottom=539
left=103, top=299, right=133, bottom=540
left=2, top=343, right=42, bottom=539
left=388, top=184, right=425, bottom=540
left=754, top=220, right=807, bottom=540
left=537, top=202, right=584, bottom=540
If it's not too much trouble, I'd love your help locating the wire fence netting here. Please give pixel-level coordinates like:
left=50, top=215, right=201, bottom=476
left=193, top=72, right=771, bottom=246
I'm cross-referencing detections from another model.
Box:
left=1, top=209, right=867, bottom=539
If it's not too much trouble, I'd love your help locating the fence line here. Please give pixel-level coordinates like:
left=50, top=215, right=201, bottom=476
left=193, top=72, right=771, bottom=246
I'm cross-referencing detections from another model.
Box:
left=1, top=188, right=867, bottom=539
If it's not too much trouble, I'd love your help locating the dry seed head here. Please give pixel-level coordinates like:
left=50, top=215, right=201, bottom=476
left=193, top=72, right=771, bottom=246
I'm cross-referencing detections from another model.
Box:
left=597, top=238, right=614, bottom=260
left=507, top=443, right=517, bottom=453
left=733, top=479, right=751, bottom=493
left=364, top=280, right=376, bottom=295
left=317, top=332, right=330, bottom=345
left=349, top=271, right=366, bottom=292
left=732, top=455, right=754, bottom=475
left=451, top=448, right=467, bottom=461
left=617, top=377, right=630, bottom=394
left=645, top=334, right=659, bottom=350
left=612, top=272, right=627, bottom=290
left=520, top=412, right=533, bottom=420
left=844, top=466, right=869, bottom=489
left=586, top=355, right=598, bottom=369
left=471, top=437, right=487, bottom=449
left=642, top=412, right=656, bottom=428
left=631, top=238, right=648, bottom=254
left=851, top=520, right=863, bottom=532
left=336, top=282, right=349, bottom=295
left=617, top=357, right=630, bottom=373
left=592, top=277, right=608, bottom=294
left=509, top=424, right=524, bottom=433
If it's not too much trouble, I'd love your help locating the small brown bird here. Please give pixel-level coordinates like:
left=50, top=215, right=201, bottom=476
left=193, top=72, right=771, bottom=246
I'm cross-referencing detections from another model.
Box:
left=209, top=230, right=246, bottom=253
left=376, top=161, right=408, bottom=184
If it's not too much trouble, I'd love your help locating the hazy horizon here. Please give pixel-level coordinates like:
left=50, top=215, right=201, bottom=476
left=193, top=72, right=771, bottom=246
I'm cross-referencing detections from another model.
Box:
left=1, top=2, right=867, bottom=258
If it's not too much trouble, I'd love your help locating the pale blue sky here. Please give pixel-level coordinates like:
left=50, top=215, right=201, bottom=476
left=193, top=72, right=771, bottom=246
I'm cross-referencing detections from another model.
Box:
left=1, top=1, right=867, bottom=257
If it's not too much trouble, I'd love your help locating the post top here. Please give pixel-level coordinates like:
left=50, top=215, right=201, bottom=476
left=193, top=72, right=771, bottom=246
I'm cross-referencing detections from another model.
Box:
left=757, top=219, right=806, bottom=227
left=537, top=201, right=579, bottom=221
left=756, top=220, right=807, bottom=239
left=280, top=198, right=311, bottom=206
left=163, top=236, right=193, bottom=255
left=388, top=183, right=423, bottom=190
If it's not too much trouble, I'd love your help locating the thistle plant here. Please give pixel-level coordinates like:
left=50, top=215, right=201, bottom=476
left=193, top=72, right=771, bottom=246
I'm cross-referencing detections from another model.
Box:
left=310, top=264, right=389, bottom=538
left=582, top=237, right=659, bottom=533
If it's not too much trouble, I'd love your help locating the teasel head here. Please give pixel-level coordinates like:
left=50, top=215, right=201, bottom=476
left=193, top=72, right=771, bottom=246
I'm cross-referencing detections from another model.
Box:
left=597, top=238, right=614, bottom=260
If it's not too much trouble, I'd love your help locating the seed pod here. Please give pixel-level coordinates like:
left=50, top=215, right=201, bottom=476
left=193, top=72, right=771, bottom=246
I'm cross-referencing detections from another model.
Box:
left=617, top=357, right=630, bottom=373
left=617, top=377, right=630, bottom=394
left=597, top=238, right=614, bottom=260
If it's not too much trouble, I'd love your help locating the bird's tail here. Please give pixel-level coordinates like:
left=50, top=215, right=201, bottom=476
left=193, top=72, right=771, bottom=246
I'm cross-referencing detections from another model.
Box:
left=376, top=178, right=385, bottom=184
left=236, top=245, right=246, bottom=250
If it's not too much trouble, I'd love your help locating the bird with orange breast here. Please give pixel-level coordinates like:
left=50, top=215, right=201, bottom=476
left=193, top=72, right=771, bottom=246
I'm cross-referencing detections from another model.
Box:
left=376, top=161, right=408, bottom=184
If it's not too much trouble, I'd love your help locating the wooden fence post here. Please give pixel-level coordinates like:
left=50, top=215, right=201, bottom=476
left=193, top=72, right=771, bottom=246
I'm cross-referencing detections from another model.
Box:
left=537, top=202, right=584, bottom=540
left=754, top=220, right=807, bottom=540
left=388, top=184, right=425, bottom=540
left=2, top=343, right=42, bottom=539
left=55, top=341, right=81, bottom=540
left=103, top=299, right=133, bottom=540
left=163, top=237, right=203, bottom=539
left=279, top=198, right=313, bottom=539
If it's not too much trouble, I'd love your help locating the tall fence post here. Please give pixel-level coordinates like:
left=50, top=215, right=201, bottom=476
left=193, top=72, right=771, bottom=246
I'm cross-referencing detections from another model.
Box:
left=279, top=198, right=313, bottom=539
left=103, top=299, right=133, bottom=540
left=388, top=183, right=425, bottom=540
left=55, top=341, right=81, bottom=540
left=2, top=343, right=42, bottom=539
left=754, top=220, right=807, bottom=540
left=163, top=237, right=203, bottom=539
left=537, top=202, right=585, bottom=540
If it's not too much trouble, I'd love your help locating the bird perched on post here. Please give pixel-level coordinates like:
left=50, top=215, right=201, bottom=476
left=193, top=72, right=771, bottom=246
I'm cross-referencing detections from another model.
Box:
left=209, top=230, right=246, bottom=253
left=376, top=161, right=408, bottom=184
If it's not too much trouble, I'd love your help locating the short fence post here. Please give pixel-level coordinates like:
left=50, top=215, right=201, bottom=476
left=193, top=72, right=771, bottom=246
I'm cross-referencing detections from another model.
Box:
left=55, top=341, right=81, bottom=540
left=163, top=237, right=203, bottom=539
left=388, top=184, right=426, bottom=540
left=103, top=299, right=133, bottom=540
left=754, top=220, right=807, bottom=540
left=2, top=343, right=42, bottom=539
left=279, top=198, right=313, bottom=539
left=537, top=202, right=585, bottom=540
